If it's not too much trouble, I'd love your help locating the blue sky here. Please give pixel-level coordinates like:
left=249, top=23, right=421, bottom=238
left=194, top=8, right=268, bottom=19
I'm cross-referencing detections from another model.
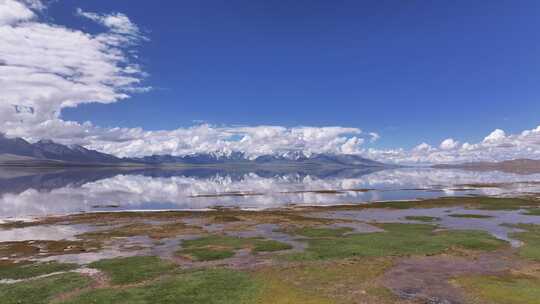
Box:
left=56, top=0, right=540, bottom=149
left=1, top=0, right=539, bottom=162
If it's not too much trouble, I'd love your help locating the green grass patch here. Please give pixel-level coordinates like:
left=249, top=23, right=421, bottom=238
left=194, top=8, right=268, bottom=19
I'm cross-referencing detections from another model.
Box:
left=289, top=226, right=353, bottom=238
left=253, top=258, right=397, bottom=304
left=212, top=215, right=243, bottom=222
left=89, top=256, right=176, bottom=285
left=0, top=272, right=91, bottom=304
left=456, top=274, right=540, bottom=304
left=177, top=235, right=292, bottom=261
left=365, top=197, right=539, bottom=211
left=252, top=240, right=292, bottom=252
left=448, top=213, right=494, bottom=219
left=509, top=224, right=540, bottom=261
left=0, top=261, right=78, bottom=280
left=181, top=235, right=250, bottom=249
left=0, top=240, right=101, bottom=259
left=287, top=223, right=507, bottom=260
left=180, top=248, right=235, bottom=261
left=404, top=216, right=441, bottom=222
left=78, top=222, right=200, bottom=241
left=62, top=269, right=259, bottom=304
left=522, top=209, right=540, bottom=216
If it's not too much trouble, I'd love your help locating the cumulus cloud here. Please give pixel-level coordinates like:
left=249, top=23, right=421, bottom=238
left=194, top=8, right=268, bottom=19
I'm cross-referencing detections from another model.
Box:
left=0, top=0, right=34, bottom=25
left=5, top=120, right=370, bottom=158
left=0, top=0, right=147, bottom=131
left=483, top=129, right=506, bottom=144
left=440, top=138, right=459, bottom=150
left=414, top=143, right=433, bottom=152
left=363, top=126, right=540, bottom=164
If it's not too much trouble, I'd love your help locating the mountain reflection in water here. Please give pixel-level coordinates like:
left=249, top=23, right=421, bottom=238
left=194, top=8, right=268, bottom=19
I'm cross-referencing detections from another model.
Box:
left=1, top=167, right=540, bottom=220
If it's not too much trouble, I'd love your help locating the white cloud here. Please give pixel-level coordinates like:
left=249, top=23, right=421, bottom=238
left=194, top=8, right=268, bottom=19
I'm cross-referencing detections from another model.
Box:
left=21, top=0, right=44, bottom=10
left=369, top=132, right=380, bottom=142
left=414, top=142, right=433, bottom=152
left=483, top=129, right=506, bottom=143
left=440, top=138, right=459, bottom=150
left=461, top=142, right=476, bottom=151
left=76, top=8, right=144, bottom=41
left=4, top=120, right=370, bottom=158
left=341, top=137, right=365, bottom=154
left=0, top=0, right=35, bottom=25
left=0, top=0, right=147, bottom=130
left=363, top=126, right=540, bottom=164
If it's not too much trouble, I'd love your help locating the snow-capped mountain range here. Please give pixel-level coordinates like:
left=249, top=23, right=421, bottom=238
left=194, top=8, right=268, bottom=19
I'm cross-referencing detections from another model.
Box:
left=0, top=134, right=387, bottom=168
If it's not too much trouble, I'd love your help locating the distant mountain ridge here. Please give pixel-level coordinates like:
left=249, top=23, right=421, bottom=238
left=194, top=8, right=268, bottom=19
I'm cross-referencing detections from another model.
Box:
left=134, top=151, right=385, bottom=167
left=433, top=159, right=540, bottom=174
left=0, top=135, right=121, bottom=165
left=0, top=134, right=388, bottom=168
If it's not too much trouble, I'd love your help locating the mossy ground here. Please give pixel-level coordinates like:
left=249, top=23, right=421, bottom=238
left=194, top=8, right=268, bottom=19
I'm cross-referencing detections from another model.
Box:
left=287, top=226, right=353, bottom=238
left=455, top=273, right=540, bottom=304
left=2, top=196, right=539, bottom=303
left=449, top=214, right=494, bottom=219
left=78, top=222, right=201, bottom=241
left=0, top=272, right=91, bottom=304
left=252, top=258, right=399, bottom=304
left=176, top=235, right=292, bottom=261
left=180, top=247, right=236, bottom=261
left=0, top=261, right=78, bottom=280
left=0, top=240, right=101, bottom=259
left=286, top=223, right=507, bottom=260
left=522, top=209, right=540, bottom=216
left=61, top=269, right=259, bottom=304
left=89, top=256, right=177, bottom=285
left=404, top=216, right=441, bottom=222
left=509, top=224, right=540, bottom=261
left=58, top=257, right=401, bottom=304
left=360, top=197, right=540, bottom=211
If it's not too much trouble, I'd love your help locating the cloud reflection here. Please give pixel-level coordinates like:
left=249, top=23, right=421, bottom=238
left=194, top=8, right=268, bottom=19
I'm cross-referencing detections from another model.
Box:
left=1, top=168, right=540, bottom=220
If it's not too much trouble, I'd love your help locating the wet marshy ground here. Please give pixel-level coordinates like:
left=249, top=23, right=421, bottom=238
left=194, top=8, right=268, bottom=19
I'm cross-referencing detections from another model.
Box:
left=2, top=195, right=540, bottom=304
left=2, top=167, right=540, bottom=303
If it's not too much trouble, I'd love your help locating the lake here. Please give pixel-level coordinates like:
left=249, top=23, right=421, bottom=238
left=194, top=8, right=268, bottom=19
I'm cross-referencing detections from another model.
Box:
left=1, top=167, right=540, bottom=221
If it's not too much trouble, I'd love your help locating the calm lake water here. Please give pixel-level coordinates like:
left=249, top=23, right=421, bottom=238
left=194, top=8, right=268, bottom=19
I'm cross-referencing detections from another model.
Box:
left=1, top=167, right=540, bottom=221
